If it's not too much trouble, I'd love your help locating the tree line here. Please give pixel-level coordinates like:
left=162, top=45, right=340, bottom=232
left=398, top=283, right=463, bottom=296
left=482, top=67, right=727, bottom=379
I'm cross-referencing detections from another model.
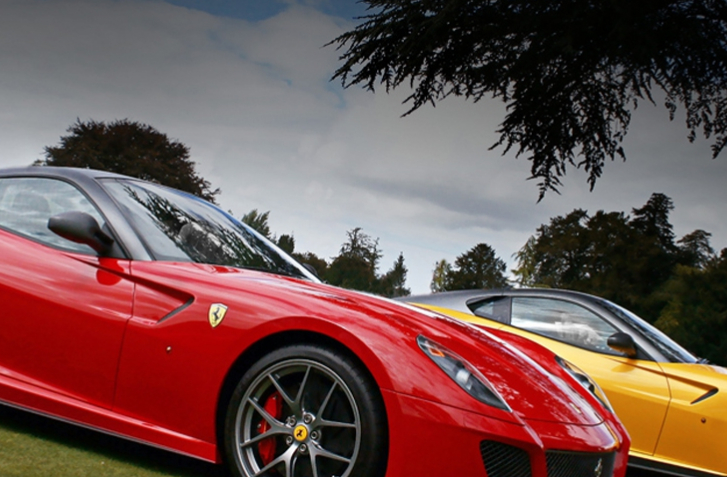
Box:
left=240, top=211, right=411, bottom=298
left=37, top=119, right=726, bottom=365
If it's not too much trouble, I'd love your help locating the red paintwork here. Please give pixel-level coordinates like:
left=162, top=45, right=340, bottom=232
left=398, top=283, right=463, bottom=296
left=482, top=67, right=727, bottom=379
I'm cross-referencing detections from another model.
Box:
left=0, top=227, right=630, bottom=476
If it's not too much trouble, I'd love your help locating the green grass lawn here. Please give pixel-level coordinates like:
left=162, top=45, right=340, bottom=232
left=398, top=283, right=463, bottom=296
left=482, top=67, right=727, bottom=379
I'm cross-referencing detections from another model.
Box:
left=0, top=405, right=228, bottom=477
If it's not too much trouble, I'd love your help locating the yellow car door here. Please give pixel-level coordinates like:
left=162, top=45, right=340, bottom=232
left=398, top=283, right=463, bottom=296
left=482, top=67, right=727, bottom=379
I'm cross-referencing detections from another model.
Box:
left=652, top=363, right=727, bottom=473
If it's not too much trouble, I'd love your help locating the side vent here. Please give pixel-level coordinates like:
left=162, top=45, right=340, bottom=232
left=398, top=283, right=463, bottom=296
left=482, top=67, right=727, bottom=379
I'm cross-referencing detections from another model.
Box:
left=691, top=388, right=718, bottom=405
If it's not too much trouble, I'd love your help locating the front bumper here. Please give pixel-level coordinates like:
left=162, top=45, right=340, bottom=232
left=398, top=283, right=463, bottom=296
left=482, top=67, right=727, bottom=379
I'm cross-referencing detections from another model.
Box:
left=383, top=390, right=629, bottom=477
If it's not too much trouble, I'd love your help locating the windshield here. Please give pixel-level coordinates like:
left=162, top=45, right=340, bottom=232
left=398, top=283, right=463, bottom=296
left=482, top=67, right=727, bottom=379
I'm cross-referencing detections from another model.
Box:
left=600, top=299, right=697, bottom=363
left=102, top=179, right=317, bottom=281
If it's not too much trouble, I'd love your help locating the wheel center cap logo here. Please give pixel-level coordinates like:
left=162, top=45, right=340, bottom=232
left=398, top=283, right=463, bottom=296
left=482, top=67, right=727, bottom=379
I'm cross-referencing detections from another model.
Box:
left=293, top=425, right=308, bottom=442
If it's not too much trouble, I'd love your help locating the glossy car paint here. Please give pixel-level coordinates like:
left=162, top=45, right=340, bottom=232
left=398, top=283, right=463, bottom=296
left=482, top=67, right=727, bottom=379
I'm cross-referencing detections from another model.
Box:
left=0, top=168, right=630, bottom=476
left=409, top=289, right=727, bottom=477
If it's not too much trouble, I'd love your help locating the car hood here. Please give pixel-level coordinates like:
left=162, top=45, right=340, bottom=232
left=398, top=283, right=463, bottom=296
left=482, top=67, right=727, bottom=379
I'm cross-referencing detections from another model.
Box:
left=129, top=262, right=607, bottom=427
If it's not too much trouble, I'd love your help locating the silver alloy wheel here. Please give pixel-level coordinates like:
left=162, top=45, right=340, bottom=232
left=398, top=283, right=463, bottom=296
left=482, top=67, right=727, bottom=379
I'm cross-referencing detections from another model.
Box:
left=233, top=358, right=362, bottom=477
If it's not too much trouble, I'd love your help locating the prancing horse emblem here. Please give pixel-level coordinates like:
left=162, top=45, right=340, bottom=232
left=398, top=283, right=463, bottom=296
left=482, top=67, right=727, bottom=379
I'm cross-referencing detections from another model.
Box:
left=208, top=303, right=228, bottom=328
left=593, top=458, right=604, bottom=477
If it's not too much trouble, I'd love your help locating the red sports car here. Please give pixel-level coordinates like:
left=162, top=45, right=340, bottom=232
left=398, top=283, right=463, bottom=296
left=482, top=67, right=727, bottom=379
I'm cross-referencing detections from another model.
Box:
left=0, top=166, right=629, bottom=477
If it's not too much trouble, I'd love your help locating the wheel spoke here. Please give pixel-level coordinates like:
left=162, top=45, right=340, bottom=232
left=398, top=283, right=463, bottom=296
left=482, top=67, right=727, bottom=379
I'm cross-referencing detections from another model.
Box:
left=239, top=426, right=289, bottom=449
left=318, top=418, right=357, bottom=429
left=253, top=443, right=297, bottom=477
left=248, top=397, right=286, bottom=429
left=309, top=442, right=352, bottom=465
left=267, top=372, right=296, bottom=408
left=293, top=365, right=312, bottom=410
left=315, top=380, right=338, bottom=419
left=310, top=450, right=321, bottom=477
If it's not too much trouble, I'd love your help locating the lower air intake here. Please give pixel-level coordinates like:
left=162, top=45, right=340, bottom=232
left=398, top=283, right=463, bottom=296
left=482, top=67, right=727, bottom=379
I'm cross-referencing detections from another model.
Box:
left=480, top=440, right=532, bottom=477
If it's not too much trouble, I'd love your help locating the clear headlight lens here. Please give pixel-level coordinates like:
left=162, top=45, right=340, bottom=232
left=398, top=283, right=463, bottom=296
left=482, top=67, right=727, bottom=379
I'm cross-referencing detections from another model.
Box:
left=417, top=335, right=510, bottom=411
left=556, top=356, right=613, bottom=412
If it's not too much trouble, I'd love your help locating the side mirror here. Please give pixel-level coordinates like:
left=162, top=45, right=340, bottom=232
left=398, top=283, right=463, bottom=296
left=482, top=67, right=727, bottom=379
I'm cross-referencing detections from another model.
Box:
left=48, top=211, right=114, bottom=255
left=607, top=332, right=638, bottom=358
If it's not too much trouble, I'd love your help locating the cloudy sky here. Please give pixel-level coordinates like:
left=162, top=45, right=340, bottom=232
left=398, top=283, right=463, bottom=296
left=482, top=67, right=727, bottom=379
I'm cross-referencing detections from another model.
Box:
left=2, top=0, right=725, bottom=294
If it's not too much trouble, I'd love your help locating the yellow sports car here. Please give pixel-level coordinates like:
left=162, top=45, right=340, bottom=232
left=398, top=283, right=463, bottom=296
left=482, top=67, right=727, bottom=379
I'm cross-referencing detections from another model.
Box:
left=405, top=288, right=727, bottom=477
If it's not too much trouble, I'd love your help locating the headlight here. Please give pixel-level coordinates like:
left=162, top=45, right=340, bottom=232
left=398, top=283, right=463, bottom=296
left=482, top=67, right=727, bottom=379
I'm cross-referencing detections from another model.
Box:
left=417, top=335, right=510, bottom=411
left=556, top=356, right=613, bottom=412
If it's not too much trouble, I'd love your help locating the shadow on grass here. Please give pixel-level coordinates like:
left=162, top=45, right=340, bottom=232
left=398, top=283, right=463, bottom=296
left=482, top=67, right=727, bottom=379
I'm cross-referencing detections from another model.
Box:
left=0, top=404, right=229, bottom=476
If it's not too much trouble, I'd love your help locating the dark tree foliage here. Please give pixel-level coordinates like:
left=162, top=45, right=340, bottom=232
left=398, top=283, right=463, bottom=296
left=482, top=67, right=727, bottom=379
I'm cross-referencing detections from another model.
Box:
left=677, top=229, right=715, bottom=269
left=239, top=211, right=298, bottom=257
left=233, top=216, right=410, bottom=295
left=39, top=119, right=219, bottom=203
left=433, top=243, right=508, bottom=291
left=514, top=209, right=593, bottom=289
left=513, top=193, right=712, bottom=321
left=276, top=234, right=296, bottom=255
left=378, top=252, right=411, bottom=297
left=292, top=251, right=330, bottom=280
left=331, top=0, right=727, bottom=198
left=450, top=243, right=509, bottom=290
left=630, top=193, right=677, bottom=251
left=327, top=227, right=382, bottom=291
left=655, top=251, right=727, bottom=366
left=241, top=209, right=272, bottom=238
left=325, top=227, right=411, bottom=296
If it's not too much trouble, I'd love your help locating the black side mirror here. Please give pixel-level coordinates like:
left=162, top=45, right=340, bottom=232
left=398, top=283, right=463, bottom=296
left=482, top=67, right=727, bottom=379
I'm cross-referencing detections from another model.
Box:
left=607, top=332, right=638, bottom=358
left=48, top=211, right=114, bottom=255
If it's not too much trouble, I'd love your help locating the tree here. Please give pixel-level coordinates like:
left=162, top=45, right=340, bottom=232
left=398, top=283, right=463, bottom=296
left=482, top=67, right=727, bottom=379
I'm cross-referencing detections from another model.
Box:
left=512, top=209, right=592, bottom=288
left=655, top=250, right=727, bottom=366
left=292, top=251, right=330, bottom=280
left=330, top=0, right=727, bottom=198
left=378, top=252, right=411, bottom=297
left=327, top=227, right=382, bottom=291
left=432, top=243, right=508, bottom=291
left=276, top=234, right=296, bottom=255
left=325, top=227, right=410, bottom=296
left=241, top=209, right=272, bottom=238
left=677, top=229, right=715, bottom=269
left=337, top=227, right=382, bottom=268
left=512, top=193, right=711, bottom=321
left=630, top=193, right=677, bottom=252
left=430, top=259, right=453, bottom=292
left=38, top=119, right=219, bottom=202
left=449, top=243, right=509, bottom=290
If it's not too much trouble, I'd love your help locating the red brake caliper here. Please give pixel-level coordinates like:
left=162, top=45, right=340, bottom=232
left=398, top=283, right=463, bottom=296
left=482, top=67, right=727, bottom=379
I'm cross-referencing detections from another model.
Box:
left=258, top=392, right=283, bottom=465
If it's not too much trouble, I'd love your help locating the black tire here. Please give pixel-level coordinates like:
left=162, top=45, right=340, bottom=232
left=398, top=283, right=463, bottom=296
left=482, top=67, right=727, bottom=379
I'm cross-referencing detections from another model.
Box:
left=223, top=344, right=388, bottom=477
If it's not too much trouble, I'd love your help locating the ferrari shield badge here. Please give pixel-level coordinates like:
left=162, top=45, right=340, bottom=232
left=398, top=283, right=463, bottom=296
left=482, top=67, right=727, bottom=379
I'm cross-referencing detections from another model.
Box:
left=208, top=303, right=228, bottom=328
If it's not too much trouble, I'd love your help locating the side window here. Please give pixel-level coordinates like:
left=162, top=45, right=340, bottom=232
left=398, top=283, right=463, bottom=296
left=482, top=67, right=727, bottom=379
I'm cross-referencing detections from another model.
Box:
left=511, top=297, right=620, bottom=354
left=0, top=177, right=106, bottom=254
left=469, top=297, right=510, bottom=323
